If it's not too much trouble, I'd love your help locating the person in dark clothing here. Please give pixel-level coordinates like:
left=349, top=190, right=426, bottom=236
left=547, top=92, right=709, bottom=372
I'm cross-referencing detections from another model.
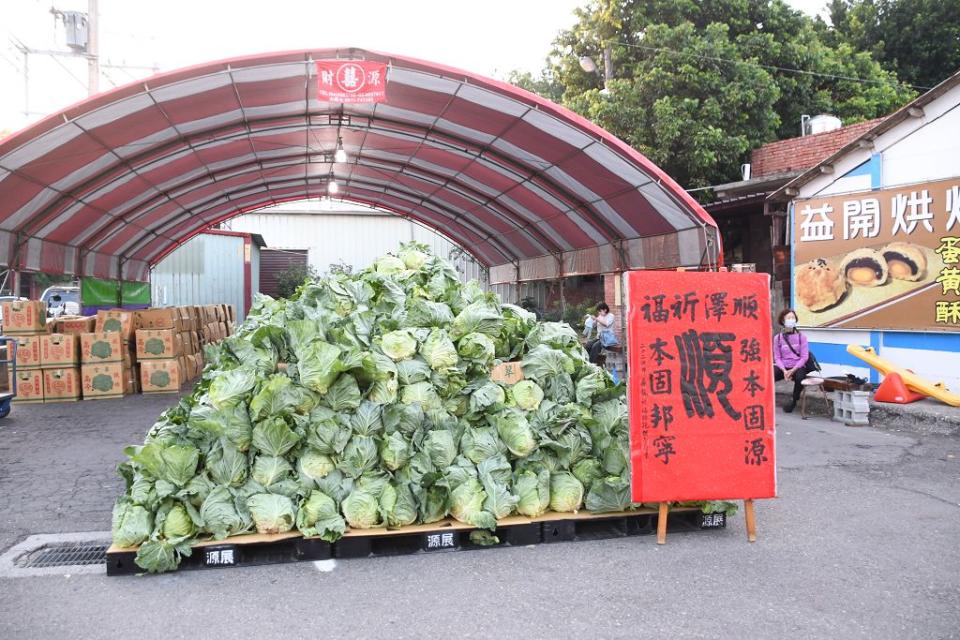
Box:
left=773, top=308, right=810, bottom=413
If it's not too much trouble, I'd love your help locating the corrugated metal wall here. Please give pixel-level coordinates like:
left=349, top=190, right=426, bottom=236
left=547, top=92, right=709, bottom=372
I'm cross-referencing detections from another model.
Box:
left=259, top=249, right=309, bottom=297
left=250, top=240, right=260, bottom=304
left=151, top=233, right=249, bottom=321
left=228, top=211, right=487, bottom=285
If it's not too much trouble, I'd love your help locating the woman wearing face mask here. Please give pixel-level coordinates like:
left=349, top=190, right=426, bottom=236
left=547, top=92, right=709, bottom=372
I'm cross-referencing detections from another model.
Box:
left=773, top=308, right=808, bottom=413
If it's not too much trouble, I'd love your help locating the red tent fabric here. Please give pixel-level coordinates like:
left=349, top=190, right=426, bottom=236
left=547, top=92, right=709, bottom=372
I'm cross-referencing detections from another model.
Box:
left=0, top=48, right=720, bottom=282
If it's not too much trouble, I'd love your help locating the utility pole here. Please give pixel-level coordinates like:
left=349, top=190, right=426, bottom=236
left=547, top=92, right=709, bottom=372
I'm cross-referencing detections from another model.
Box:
left=86, top=0, right=99, bottom=95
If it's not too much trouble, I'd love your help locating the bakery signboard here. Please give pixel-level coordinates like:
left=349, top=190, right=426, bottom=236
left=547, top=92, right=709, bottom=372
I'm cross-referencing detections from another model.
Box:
left=792, top=176, right=960, bottom=331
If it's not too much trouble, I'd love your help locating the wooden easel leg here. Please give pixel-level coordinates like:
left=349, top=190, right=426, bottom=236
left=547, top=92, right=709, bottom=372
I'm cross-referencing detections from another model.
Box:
left=744, top=499, right=757, bottom=542
left=656, top=502, right=669, bottom=544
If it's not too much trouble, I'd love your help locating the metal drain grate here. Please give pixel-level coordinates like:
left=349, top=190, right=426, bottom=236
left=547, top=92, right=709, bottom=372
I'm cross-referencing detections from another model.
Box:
left=14, top=542, right=108, bottom=569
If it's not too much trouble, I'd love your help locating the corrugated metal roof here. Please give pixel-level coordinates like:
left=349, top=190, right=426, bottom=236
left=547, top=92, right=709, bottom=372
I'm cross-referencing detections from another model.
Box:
left=0, top=48, right=720, bottom=282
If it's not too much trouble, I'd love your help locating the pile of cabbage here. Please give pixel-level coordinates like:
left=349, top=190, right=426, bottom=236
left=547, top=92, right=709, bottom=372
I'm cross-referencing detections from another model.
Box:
left=112, top=243, right=731, bottom=572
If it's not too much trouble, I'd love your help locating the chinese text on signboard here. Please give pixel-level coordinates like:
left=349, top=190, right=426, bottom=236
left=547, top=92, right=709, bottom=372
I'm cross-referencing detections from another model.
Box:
left=316, top=60, right=387, bottom=103
left=792, top=177, right=960, bottom=330
left=626, top=271, right=777, bottom=503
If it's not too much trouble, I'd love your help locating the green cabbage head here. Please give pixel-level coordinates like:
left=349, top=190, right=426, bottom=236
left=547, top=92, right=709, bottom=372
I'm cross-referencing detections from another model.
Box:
left=549, top=472, right=584, bottom=513
left=162, top=503, right=196, bottom=540
left=511, top=380, right=544, bottom=411
left=247, top=493, right=296, bottom=534
left=381, top=330, right=418, bottom=361
left=341, top=490, right=381, bottom=529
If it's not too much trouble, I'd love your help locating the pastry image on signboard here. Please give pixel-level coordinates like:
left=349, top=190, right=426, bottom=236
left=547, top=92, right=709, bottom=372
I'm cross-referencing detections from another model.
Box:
left=795, top=241, right=942, bottom=327
left=792, top=177, right=960, bottom=331
left=795, top=258, right=848, bottom=311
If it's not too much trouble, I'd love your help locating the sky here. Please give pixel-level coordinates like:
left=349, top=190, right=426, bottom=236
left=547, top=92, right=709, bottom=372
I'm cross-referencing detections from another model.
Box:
left=0, top=0, right=830, bottom=133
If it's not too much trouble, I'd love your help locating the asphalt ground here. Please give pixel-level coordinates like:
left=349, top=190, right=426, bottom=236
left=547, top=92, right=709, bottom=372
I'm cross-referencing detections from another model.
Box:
left=0, top=395, right=958, bottom=639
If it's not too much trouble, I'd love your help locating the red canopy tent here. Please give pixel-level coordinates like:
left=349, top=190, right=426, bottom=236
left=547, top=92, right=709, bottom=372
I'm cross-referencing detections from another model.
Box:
left=0, top=48, right=720, bottom=283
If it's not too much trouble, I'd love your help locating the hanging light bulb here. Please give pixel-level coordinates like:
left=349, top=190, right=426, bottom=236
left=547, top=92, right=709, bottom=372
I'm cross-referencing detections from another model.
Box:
left=328, top=177, right=340, bottom=194
left=334, top=136, right=347, bottom=163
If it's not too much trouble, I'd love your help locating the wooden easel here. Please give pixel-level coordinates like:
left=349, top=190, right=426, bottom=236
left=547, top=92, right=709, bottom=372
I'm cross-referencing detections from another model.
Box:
left=743, top=499, right=757, bottom=542
left=656, top=499, right=757, bottom=544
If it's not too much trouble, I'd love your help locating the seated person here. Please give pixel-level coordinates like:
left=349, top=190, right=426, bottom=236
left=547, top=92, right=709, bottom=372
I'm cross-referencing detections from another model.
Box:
left=773, top=308, right=810, bottom=413
left=586, top=302, right=618, bottom=364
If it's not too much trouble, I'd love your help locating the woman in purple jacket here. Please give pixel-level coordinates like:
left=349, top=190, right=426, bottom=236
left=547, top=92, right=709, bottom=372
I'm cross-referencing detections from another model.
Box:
left=773, top=308, right=809, bottom=413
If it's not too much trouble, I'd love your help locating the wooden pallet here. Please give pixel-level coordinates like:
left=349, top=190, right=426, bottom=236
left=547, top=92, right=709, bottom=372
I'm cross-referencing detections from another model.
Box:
left=105, top=507, right=726, bottom=576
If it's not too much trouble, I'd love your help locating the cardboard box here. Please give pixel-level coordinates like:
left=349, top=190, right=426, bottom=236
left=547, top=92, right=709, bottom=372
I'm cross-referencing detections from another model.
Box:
left=43, top=367, right=81, bottom=401
left=140, top=358, right=183, bottom=393
left=177, top=307, right=192, bottom=331
left=182, top=354, right=194, bottom=380
left=81, top=332, right=125, bottom=363
left=14, top=335, right=43, bottom=369
left=82, top=362, right=127, bottom=398
left=56, top=316, right=96, bottom=335
left=1, top=300, right=47, bottom=334
left=490, top=360, right=525, bottom=385
left=124, top=365, right=139, bottom=395
left=135, top=329, right=181, bottom=359
left=95, top=310, right=135, bottom=339
left=40, top=334, right=80, bottom=368
left=136, top=308, right=181, bottom=331
left=11, top=369, right=44, bottom=402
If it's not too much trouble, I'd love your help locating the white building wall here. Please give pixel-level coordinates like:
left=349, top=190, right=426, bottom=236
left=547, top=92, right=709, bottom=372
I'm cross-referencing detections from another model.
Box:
left=880, top=96, right=960, bottom=187
left=227, top=209, right=486, bottom=285
left=791, top=83, right=960, bottom=390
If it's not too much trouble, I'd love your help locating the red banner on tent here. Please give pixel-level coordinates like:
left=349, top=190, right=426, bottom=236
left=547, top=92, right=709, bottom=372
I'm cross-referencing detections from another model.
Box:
left=626, top=271, right=777, bottom=503
left=316, top=60, right=387, bottom=103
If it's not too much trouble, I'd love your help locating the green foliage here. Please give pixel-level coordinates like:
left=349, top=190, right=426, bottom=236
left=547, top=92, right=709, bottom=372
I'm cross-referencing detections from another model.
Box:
left=516, top=0, right=916, bottom=191
left=275, top=263, right=320, bottom=299
left=825, top=0, right=960, bottom=90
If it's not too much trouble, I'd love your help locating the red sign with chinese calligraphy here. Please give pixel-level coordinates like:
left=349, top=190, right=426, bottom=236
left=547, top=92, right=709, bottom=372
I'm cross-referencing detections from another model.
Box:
left=316, top=60, right=388, bottom=103
left=626, top=271, right=777, bottom=503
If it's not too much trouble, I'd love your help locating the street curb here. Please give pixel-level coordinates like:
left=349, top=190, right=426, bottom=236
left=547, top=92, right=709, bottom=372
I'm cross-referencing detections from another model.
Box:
left=774, top=388, right=960, bottom=437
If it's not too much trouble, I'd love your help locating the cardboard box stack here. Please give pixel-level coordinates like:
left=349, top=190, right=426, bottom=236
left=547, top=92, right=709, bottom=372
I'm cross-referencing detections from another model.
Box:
left=40, top=333, right=81, bottom=401
left=133, top=304, right=236, bottom=390
left=2, top=301, right=49, bottom=403
left=136, top=307, right=184, bottom=394
left=0, top=301, right=236, bottom=402
left=81, top=310, right=136, bottom=400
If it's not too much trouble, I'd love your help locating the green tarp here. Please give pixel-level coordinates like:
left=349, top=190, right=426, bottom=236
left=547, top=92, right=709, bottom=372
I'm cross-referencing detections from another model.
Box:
left=121, top=281, right=151, bottom=305
left=81, top=278, right=151, bottom=306
left=81, top=277, right=118, bottom=306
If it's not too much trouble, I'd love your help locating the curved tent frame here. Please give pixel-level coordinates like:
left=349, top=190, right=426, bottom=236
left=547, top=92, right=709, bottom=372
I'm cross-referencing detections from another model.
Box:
left=0, top=48, right=721, bottom=283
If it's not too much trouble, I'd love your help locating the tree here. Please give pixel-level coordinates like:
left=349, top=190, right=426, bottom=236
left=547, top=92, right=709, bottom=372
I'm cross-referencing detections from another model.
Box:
left=825, top=0, right=960, bottom=90
left=275, top=263, right=318, bottom=299
left=517, top=0, right=915, bottom=192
